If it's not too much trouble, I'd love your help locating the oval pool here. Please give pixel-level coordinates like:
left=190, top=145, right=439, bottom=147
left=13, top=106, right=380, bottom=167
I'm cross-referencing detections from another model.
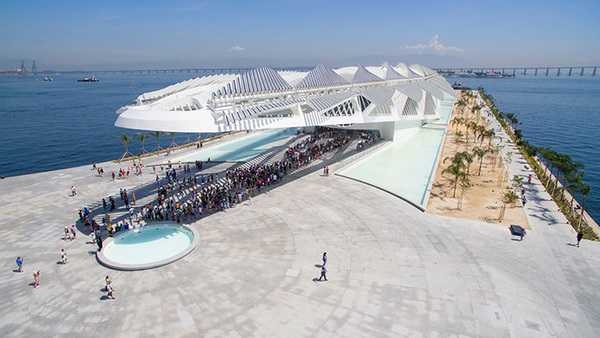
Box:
left=97, top=222, right=198, bottom=270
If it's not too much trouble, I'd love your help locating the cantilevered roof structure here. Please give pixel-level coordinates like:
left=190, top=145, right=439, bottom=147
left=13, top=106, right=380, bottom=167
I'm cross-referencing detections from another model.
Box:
left=115, top=62, right=457, bottom=140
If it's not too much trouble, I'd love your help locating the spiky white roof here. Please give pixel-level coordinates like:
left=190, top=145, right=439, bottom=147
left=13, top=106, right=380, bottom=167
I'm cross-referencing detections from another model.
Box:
left=115, top=62, right=457, bottom=134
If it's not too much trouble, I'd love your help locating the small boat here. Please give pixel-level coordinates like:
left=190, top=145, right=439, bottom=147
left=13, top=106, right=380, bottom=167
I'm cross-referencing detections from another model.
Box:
left=44, top=77, right=54, bottom=81
left=78, top=76, right=99, bottom=82
left=451, top=81, right=463, bottom=90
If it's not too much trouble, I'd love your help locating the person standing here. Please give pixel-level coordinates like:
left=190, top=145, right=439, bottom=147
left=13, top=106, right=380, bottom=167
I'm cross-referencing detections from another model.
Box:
left=33, top=270, right=40, bottom=288
left=102, top=198, right=107, bottom=211
left=70, top=225, right=77, bottom=239
left=71, top=185, right=76, bottom=196
left=61, top=249, right=68, bottom=264
left=577, top=231, right=584, bottom=247
left=64, top=227, right=72, bottom=241
left=318, top=265, right=327, bottom=281
left=96, top=234, right=103, bottom=251
left=520, top=228, right=526, bottom=242
left=322, top=252, right=327, bottom=267
left=16, top=256, right=23, bottom=272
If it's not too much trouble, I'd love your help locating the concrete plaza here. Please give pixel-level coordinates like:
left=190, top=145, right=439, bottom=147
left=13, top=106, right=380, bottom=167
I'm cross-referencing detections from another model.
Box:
left=1, top=137, right=599, bottom=337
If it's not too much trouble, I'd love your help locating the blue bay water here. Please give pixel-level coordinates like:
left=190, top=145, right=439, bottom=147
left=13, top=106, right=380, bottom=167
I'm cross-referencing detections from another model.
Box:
left=0, top=72, right=218, bottom=177
left=1, top=73, right=599, bottom=220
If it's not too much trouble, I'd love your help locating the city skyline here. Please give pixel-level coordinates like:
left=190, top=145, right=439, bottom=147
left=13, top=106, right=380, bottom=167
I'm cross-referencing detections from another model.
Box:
left=1, top=0, right=599, bottom=71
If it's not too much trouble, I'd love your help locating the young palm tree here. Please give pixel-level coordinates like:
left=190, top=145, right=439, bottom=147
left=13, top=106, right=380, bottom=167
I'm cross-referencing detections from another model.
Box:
left=458, top=176, right=472, bottom=210
left=117, top=132, right=134, bottom=161
left=455, top=130, right=464, bottom=142
left=149, top=131, right=164, bottom=151
left=134, top=132, right=149, bottom=154
left=167, top=132, right=178, bottom=148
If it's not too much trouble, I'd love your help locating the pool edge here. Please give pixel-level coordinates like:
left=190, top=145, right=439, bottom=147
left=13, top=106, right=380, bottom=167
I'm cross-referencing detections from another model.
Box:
left=96, top=222, right=200, bottom=271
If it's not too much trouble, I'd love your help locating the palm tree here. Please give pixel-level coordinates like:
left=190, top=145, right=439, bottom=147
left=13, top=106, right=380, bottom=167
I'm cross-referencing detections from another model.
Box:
left=577, top=183, right=591, bottom=232
left=451, top=116, right=464, bottom=132
left=134, top=132, right=149, bottom=154
left=167, top=132, right=178, bottom=148
left=473, top=146, right=490, bottom=176
left=460, top=151, right=474, bottom=176
left=566, top=171, right=584, bottom=213
left=469, top=121, right=479, bottom=142
left=476, top=125, right=487, bottom=144
left=149, top=131, right=164, bottom=151
left=471, top=105, right=481, bottom=119
left=443, top=154, right=467, bottom=198
left=117, top=132, right=134, bottom=161
left=455, top=100, right=467, bottom=115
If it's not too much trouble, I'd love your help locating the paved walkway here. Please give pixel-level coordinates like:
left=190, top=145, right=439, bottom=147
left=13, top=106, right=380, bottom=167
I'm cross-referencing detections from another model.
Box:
left=1, top=129, right=600, bottom=336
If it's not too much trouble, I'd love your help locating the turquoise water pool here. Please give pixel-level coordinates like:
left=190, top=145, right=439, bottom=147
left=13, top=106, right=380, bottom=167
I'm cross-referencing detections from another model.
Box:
left=101, top=223, right=195, bottom=267
left=174, top=128, right=297, bottom=163
left=339, top=127, right=446, bottom=208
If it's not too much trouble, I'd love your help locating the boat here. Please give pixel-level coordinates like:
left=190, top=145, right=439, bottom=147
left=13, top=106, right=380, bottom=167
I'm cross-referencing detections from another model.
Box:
left=78, top=76, right=99, bottom=82
left=451, top=81, right=463, bottom=90
left=44, top=77, right=54, bottom=81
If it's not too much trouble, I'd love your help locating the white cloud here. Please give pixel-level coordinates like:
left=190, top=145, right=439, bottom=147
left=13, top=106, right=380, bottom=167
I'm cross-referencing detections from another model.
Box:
left=229, top=45, right=245, bottom=52
left=402, top=35, right=464, bottom=54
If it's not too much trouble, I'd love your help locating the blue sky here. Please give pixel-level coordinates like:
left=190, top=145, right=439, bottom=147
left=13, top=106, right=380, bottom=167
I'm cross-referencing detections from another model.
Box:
left=1, top=0, right=598, bottom=70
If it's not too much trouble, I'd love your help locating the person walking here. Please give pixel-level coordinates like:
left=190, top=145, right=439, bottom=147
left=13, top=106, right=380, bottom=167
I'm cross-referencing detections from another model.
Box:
left=61, top=249, right=68, bottom=264
left=33, top=270, right=40, bottom=288
left=64, top=227, right=72, bottom=241
left=322, top=252, right=327, bottom=267
left=71, top=185, right=76, bottom=196
left=577, top=231, right=584, bottom=247
left=520, top=228, right=526, bottom=241
left=70, top=225, right=77, bottom=239
left=318, top=265, right=327, bottom=281
left=16, top=256, right=23, bottom=272
left=106, top=281, right=115, bottom=299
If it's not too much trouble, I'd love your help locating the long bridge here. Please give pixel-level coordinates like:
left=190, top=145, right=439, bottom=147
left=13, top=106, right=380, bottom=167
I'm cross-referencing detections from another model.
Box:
left=433, top=66, right=599, bottom=76
left=64, top=65, right=599, bottom=77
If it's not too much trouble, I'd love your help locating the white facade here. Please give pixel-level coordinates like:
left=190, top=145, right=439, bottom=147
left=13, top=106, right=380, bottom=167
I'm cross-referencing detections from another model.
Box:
left=115, top=62, right=457, bottom=140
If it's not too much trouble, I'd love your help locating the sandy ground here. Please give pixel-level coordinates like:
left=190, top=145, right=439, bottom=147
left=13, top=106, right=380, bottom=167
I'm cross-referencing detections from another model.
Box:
left=426, top=97, right=530, bottom=229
